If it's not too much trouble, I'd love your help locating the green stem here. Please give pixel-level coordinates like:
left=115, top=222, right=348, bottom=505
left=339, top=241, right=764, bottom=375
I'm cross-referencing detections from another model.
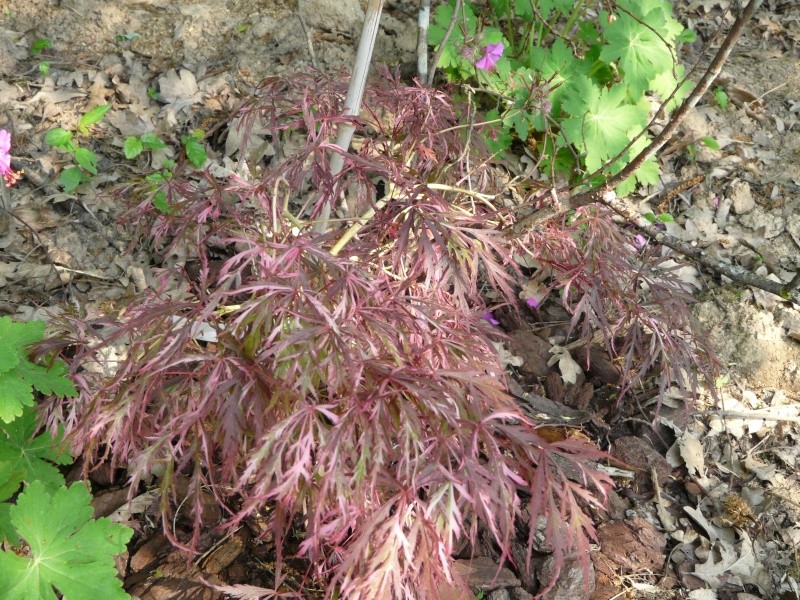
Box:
left=559, top=0, right=586, bottom=38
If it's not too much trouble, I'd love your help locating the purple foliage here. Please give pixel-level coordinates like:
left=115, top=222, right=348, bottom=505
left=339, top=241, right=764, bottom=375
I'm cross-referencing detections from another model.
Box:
left=38, top=70, right=716, bottom=598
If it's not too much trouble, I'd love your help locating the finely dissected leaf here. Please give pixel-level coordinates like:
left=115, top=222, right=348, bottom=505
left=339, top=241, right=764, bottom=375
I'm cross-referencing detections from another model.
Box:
left=561, top=76, right=648, bottom=172
left=42, top=71, right=717, bottom=600
left=600, top=10, right=673, bottom=97
left=0, top=407, right=71, bottom=492
left=0, top=481, right=132, bottom=600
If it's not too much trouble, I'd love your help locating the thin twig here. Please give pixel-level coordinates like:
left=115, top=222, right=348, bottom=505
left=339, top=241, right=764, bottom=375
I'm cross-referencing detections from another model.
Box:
left=426, top=0, right=462, bottom=86
left=598, top=190, right=795, bottom=300
left=297, top=0, right=319, bottom=69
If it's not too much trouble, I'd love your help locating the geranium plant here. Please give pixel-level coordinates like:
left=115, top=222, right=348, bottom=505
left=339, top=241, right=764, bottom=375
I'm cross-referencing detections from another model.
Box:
left=429, top=0, right=695, bottom=195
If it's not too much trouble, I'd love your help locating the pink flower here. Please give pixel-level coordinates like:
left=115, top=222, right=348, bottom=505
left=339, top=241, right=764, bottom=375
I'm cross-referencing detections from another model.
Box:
left=476, top=42, right=504, bottom=71
left=634, top=234, right=648, bottom=248
left=481, top=311, right=500, bottom=326
left=525, top=297, right=540, bottom=310
left=0, top=129, right=22, bottom=187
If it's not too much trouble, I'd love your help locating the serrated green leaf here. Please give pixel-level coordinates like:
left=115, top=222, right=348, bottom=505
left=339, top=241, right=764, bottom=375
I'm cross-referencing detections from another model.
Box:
left=514, top=0, right=534, bottom=20
left=0, top=318, right=75, bottom=404
left=18, top=358, right=76, bottom=399
left=77, top=104, right=111, bottom=134
left=600, top=11, right=673, bottom=98
left=0, top=373, right=36, bottom=423
left=60, top=167, right=83, bottom=192
left=139, top=132, right=166, bottom=150
left=0, top=408, right=70, bottom=492
left=657, top=212, right=675, bottom=223
left=561, top=76, right=648, bottom=172
left=429, top=1, right=476, bottom=46
left=535, top=0, right=573, bottom=19
left=527, top=39, right=582, bottom=113
left=650, top=65, right=692, bottom=112
left=44, top=128, right=73, bottom=148
left=29, top=38, right=52, bottom=56
left=0, top=499, right=16, bottom=546
left=123, top=136, right=143, bottom=159
left=0, top=481, right=132, bottom=600
left=74, top=147, right=98, bottom=175
left=183, top=137, right=207, bottom=168
left=643, top=212, right=657, bottom=223
left=488, top=0, right=509, bottom=14
left=0, top=318, right=45, bottom=373
left=714, top=87, right=729, bottom=110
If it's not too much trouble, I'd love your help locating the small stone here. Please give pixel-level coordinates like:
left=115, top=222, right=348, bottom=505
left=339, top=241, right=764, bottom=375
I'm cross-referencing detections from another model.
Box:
left=452, top=556, right=521, bottom=591
left=537, top=554, right=595, bottom=600
left=130, top=534, right=171, bottom=572
left=488, top=588, right=512, bottom=600
left=301, top=0, right=365, bottom=35
left=511, top=587, right=535, bottom=600
left=729, top=181, right=755, bottom=214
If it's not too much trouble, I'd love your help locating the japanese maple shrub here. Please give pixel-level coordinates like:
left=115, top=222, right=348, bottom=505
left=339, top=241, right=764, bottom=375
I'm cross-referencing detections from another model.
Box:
left=40, top=70, right=712, bottom=598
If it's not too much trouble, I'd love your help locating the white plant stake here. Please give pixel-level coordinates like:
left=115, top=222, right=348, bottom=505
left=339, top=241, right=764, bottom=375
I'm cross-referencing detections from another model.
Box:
left=314, top=0, right=385, bottom=234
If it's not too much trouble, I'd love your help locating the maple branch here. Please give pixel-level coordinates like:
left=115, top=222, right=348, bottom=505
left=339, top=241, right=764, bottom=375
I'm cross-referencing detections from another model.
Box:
left=427, top=0, right=462, bottom=86
left=599, top=190, right=797, bottom=302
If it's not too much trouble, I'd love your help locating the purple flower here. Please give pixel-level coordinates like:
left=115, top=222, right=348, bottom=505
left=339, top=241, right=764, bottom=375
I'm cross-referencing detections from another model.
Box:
left=476, top=42, right=504, bottom=71
left=0, top=129, right=21, bottom=187
left=481, top=311, right=500, bottom=326
left=526, top=297, right=540, bottom=310
left=634, top=234, right=648, bottom=248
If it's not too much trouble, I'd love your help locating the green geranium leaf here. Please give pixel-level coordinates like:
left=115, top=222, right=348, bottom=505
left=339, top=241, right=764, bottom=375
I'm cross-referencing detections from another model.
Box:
left=650, top=65, right=692, bottom=112
left=0, top=481, right=132, bottom=600
left=0, top=408, right=71, bottom=491
left=600, top=10, right=673, bottom=98
left=0, top=318, right=77, bottom=423
left=561, top=76, right=648, bottom=172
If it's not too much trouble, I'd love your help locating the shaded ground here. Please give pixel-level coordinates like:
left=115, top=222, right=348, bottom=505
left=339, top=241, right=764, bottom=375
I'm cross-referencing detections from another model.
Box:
left=0, top=0, right=799, bottom=598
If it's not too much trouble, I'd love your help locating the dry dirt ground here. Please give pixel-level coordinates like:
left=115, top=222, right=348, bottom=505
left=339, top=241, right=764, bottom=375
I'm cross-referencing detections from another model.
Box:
left=1, top=1, right=800, bottom=599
